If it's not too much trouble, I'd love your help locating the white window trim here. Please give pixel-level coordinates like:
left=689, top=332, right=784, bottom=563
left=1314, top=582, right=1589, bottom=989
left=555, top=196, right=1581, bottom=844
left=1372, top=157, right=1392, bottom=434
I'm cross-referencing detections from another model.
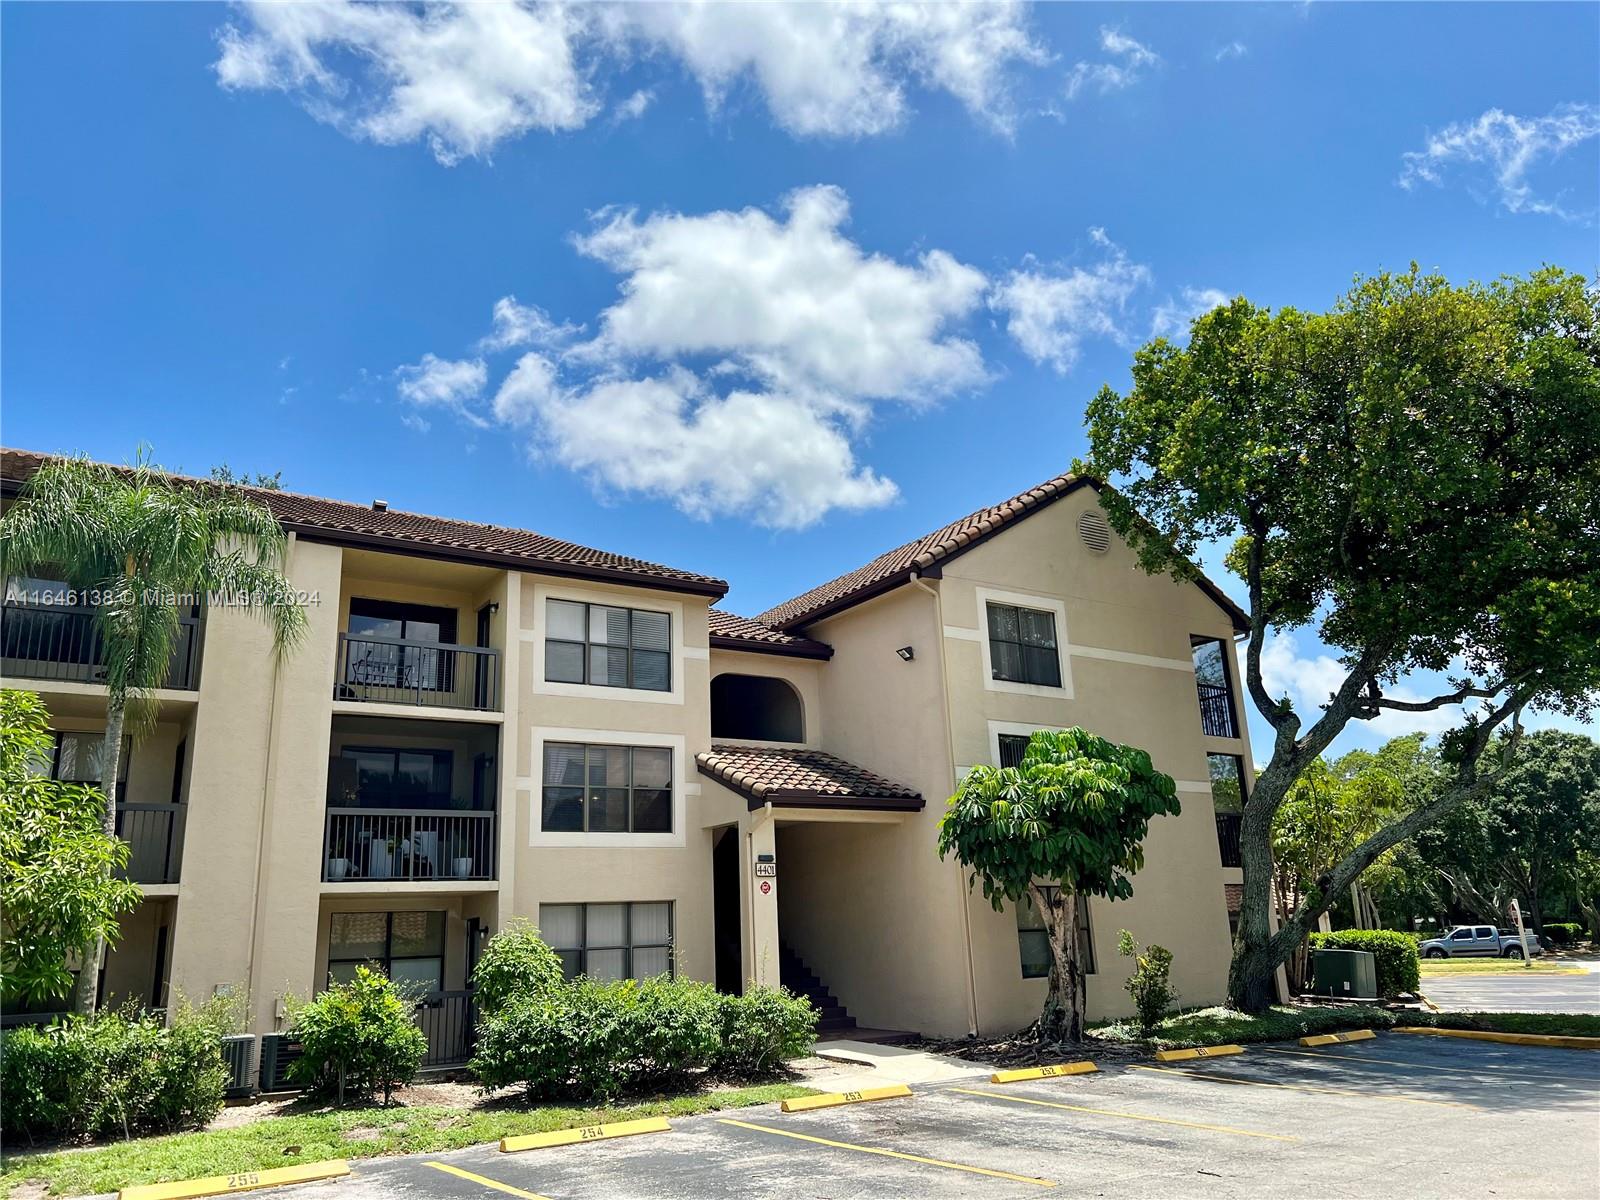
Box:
left=528, top=582, right=685, bottom=706
left=528, top=726, right=687, bottom=848
left=987, top=720, right=1045, bottom=768
left=974, top=586, right=1074, bottom=699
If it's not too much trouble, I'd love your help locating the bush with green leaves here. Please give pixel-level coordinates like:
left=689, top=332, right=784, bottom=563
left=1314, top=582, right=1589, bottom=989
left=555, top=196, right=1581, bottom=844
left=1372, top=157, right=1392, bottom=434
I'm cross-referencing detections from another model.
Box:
left=1543, top=922, right=1584, bottom=947
left=1116, top=930, right=1177, bottom=1035
left=0, top=1006, right=226, bottom=1142
left=288, top=967, right=427, bottom=1104
left=713, top=986, right=817, bottom=1077
left=471, top=919, right=565, bottom=1018
left=470, top=976, right=815, bottom=1102
left=1307, top=930, right=1420, bottom=997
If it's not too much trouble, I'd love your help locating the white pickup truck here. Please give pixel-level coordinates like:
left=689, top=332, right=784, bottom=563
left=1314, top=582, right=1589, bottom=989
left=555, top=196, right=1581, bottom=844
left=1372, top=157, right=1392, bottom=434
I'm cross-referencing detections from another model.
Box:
left=1419, top=925, right=1541, bottom=959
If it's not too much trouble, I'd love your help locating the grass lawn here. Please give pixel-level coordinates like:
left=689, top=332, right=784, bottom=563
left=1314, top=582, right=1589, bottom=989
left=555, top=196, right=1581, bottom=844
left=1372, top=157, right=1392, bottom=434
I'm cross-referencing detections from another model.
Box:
left=1089, top=1004, right=1600, bottom=1051
left=0, top=1083, right=814, bottom=1198
left=1420, top=959, right=1586, bottom=976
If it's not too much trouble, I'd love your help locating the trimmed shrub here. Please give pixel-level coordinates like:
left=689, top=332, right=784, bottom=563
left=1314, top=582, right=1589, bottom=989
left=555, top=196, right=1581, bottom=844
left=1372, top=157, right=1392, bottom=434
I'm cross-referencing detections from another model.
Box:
left=713, top=987, right=817, bottom=1078
left=288, top=967, right=427, bottom=1104
left=472, top=919, right=565, bottom=1018
left=1117, top=930, right=1177, bottom=1035
left=470, top=979, right=816, bottom=1101
left=1308, top=929, right=1421, bottom=997
left=1543, top=922, right=1583, bottom=947
left=0, top=1006, right=226, bottom=1142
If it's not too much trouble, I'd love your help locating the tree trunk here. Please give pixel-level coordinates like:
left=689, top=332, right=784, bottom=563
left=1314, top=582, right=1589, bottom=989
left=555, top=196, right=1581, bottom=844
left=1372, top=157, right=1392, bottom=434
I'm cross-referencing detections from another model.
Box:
left=1033, top=885, right=1084, bottom=1043
left=71, top=699, right=126, bottom=1015
left=1229, top=793, right=1280, bottom=1012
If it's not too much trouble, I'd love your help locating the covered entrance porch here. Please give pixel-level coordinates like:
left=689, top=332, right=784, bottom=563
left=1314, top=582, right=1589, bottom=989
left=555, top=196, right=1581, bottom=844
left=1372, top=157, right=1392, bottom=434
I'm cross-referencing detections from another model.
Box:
left=696, top=745, right=924, bottom=1043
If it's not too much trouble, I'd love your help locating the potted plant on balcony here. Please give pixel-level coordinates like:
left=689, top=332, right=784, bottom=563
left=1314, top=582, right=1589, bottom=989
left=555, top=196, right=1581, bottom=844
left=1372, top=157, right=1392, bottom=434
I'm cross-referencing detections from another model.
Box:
left=325, top=826, right=352, bottom=881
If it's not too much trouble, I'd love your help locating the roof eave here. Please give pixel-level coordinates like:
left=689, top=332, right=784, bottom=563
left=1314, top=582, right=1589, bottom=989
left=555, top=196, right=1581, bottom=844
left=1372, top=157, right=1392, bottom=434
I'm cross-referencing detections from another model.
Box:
left=707, top=634, right=833, bottom=660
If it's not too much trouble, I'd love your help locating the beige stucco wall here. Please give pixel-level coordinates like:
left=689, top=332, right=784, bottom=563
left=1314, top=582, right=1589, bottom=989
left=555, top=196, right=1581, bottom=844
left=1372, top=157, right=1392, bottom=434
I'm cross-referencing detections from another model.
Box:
left=508, top=576, right=719, bottom=982
left=779, top=585, right=978, bottom=1036
left=930, top=487, right=1246, bottom=1031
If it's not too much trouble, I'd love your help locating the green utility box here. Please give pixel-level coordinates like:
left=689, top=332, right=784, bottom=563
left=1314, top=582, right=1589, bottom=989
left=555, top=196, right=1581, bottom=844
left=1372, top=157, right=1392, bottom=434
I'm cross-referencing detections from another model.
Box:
left=1308, top=948, right=1378, bottom=1000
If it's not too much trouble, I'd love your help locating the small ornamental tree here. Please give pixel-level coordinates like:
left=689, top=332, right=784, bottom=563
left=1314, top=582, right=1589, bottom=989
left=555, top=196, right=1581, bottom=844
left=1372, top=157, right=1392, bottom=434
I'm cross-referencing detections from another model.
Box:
left=938, top=728, right=1180, bottom=1042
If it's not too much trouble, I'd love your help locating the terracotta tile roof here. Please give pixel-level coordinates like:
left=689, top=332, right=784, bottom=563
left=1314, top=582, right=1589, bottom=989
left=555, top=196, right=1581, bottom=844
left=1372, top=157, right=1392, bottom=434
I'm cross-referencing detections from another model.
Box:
left=696, top=745, right=923, bottom=811
left=0, top=447, right=727, bottom=598
left=708, top=609, right=832, bottom=659
left=756, top=471, right=1249, bottom=634
left=1224, top=883, right=1244, bottom=913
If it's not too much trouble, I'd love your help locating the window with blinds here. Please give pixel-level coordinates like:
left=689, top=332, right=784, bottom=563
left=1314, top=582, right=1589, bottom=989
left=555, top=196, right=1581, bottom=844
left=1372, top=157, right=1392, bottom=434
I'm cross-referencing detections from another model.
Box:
left=541, top=742, right=673, bottom=833
left=539, top=902, right=673, bottom=982
left=545, top=599, right=671, bottom=691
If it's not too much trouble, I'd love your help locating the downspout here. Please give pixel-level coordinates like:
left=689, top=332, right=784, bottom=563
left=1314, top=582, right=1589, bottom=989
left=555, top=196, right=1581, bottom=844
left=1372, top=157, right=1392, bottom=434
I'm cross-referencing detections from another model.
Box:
left=244, top=533, right=293, bottom=1029
left=911, top=571, right=980, bottom=1037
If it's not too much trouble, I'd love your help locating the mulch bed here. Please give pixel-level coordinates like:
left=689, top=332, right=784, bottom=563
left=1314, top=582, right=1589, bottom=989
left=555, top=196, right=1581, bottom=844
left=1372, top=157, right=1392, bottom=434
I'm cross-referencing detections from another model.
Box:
left=906, top=1029, right=1150, bottom=1068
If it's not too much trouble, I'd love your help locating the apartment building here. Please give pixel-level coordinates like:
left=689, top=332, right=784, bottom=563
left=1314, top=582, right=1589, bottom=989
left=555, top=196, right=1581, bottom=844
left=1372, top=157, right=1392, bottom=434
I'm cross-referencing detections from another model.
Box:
left=2, top=448, right=1254, bottom=1054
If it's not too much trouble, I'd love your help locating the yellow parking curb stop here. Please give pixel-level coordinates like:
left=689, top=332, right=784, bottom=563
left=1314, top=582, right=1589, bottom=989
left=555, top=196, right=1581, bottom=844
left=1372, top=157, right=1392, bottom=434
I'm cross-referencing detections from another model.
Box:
left=1299, top=1029, right=1377, bottom=1046
left=500, top=1115, right=671, bottom=1153
left=1393, top=1027, right=1600, bottom=1051
left=118, top=1161, right=350, bottom=1200
left=1154, top=1044, right=1244, bottom=1062
left=781, top=1083, right=912, bottom=1112
left=990, top=1062, right=1099, bottom=1083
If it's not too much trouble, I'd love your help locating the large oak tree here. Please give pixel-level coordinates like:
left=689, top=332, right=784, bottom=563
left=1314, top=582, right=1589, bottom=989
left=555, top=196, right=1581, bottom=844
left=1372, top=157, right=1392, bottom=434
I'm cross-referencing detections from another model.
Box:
left=1083, top=267, right=1600, bottom=1010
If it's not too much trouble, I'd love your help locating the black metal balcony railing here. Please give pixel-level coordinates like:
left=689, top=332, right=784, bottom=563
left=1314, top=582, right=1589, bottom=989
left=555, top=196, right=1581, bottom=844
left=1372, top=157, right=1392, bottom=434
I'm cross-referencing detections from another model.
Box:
left=334, top=633, right=500, bottom=711
left=1197, top=681, right=1240, bottom=739
left=415, top=991, right=476, bottom=1067
left=1, top=603, right=200, bottom=690
left=1215, top=811, right=1243, bottom=868
left=115, top=802, right=185, bottom=884
left=322, top=808, right=496, bottom=883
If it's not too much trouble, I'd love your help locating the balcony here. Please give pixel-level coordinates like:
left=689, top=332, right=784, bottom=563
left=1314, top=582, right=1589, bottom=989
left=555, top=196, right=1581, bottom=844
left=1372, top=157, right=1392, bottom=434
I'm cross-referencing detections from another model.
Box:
left=116, top=802, right=185, bottom=884
left=1, top=602, right=200, bottom=690
left=1215, top=812, right=1243, bottom=868
left=323, top=715, right=498, bottom=883
left=1196, top=681, right=1240, bottom=739
left=322, top=808, right=495, bottom=883
left=334, top=634, right=499, bottom=712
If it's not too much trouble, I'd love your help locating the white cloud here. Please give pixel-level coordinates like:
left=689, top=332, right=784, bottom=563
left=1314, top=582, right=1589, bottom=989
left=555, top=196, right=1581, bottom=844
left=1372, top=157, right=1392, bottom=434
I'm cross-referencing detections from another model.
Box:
left=1215, top=41, right=1247, bottom=62
left=395, top=353, right=488, bottom=424
left=571, top=184, right=989, bottom=408
left=213, top=1, right=1043, bottom=161
left=529, top=374, right=898, bottom=528
left=1399, top=102, right=1600, bottom=220
left=1151, top=286, right=1229, bottom=341
left=611, top=88, right=654, bottom=123
left=479, top=295, right=580, bottom=353
left=602, top=1, right=1043, bottom=136
left=214, top=2, right=597, bottom=164
left=491, top=351, right=563, bottom=427
left=988, top=229, right=1152, bottom=372
left=1065, top=26, right=1159, bottom=100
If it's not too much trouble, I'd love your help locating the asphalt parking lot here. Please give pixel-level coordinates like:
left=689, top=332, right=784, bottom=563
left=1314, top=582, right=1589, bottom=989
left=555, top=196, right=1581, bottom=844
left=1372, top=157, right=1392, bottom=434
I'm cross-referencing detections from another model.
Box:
left=275, top=1034, right=1600, bottom=1200
left=1421, top=961, right=1600, bottom=1014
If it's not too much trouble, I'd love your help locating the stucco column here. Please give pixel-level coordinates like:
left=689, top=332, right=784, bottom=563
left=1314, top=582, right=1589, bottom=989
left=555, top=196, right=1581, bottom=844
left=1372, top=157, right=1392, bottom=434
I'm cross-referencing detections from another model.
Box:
left=745, top=809, right=780, bottom=989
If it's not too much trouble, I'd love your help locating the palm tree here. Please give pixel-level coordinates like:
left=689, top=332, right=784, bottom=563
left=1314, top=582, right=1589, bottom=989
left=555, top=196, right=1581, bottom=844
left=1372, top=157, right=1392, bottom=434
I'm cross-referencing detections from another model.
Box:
left=1, top=451, right=306, bottom=1012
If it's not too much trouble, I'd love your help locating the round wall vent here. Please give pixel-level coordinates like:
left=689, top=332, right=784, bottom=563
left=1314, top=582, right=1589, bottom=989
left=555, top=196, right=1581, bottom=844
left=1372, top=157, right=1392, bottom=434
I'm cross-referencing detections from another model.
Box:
left=1077, top=510, right=1112, bottom=554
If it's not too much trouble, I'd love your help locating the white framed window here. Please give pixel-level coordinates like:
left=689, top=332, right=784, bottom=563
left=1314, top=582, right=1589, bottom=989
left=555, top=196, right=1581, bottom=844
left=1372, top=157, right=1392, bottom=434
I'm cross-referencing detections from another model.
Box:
left=528, top=584, right=686, bottom=706
left=540, top=902, right=673, bottom=981
left=541, top=742, right=672, bottom=834
left=527, top=727, right=686, bottom=848
left=973, top=587, right=1073, bottom=698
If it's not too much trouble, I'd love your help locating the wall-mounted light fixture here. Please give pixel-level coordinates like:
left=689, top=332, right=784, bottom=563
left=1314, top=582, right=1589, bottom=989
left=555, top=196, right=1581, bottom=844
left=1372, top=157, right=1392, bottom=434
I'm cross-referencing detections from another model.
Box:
left=895, top=646, right=915, bottom=662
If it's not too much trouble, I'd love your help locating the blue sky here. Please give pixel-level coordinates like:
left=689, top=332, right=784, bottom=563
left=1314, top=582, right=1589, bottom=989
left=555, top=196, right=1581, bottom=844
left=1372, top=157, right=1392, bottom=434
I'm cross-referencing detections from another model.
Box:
left=4, top=2, right=1596, bottom=755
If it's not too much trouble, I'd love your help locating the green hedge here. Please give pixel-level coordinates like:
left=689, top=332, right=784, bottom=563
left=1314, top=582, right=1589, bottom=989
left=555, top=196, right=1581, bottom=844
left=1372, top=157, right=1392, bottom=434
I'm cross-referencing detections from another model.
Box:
left=1307, top=929, right=1421, bottom=997
left=0, top=1008, right=227, bottom=1142
left=1543, top=922, right=1584, bottom=946
left=471, top=977, right=815, bottom=1101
